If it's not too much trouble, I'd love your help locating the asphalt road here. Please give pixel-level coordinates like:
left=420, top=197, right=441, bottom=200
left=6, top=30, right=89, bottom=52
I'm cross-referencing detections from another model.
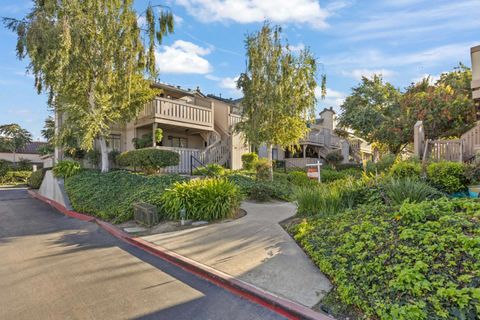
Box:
left=0, top=188, right=286, bottom=320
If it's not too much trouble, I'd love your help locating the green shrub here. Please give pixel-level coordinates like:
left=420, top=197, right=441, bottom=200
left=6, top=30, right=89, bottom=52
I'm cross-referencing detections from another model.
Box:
left=117, top=148, right=179, bottom=174
left=241, top=152, right=258, bottom=170
left=294, top=177, right=372, bottom=216
left=52, top=160, right=81, bottom=178
left=0, top=170, right=32, bottom=185
left=192, top=163, right=225, bottom=177
left=65, top=170, right=185, bottom=222
left=465, top=163, right=480, bottom=184
left=375, top=154, right=397, bottom=172
left=16, top=158, right=33, bottom=171
left=86, top=149, right=101, bottom=166
left=320, top=168, right=348, bottom=183
left=287, top=171, right=318, bottom=187
left=255, top=158, right=272, bottom=181
left=226, top=173, right=292, bottom=202
left=335, top=162, right=362, bottom=170
left=160, top=178, right=241, bottom=221
left=132, top=133, right=153, bottom=149
left=427, top=161, right=467, bottom=194
left=0, top=160, right=10, bottom=178
left=292, top=198, right=480, bottom=320
left=108, top=150, right=121, bottom=165
left=27, top=169, right=46, bottom=189
left=389, top=161, right=421, bottom=179
left=325, top=151, right=344, bottom=168
left=381, top=177, right=443, bottom=205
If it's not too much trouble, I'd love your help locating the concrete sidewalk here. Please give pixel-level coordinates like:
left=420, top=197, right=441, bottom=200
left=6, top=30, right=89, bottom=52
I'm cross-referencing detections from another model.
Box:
left=141, top=201, right=332, bottom=308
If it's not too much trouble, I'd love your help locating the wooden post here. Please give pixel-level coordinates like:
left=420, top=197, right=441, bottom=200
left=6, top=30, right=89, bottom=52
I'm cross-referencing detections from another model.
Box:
left=152, top=123, right=157, bottom=147
left=414, top=121, right=425, bottom=159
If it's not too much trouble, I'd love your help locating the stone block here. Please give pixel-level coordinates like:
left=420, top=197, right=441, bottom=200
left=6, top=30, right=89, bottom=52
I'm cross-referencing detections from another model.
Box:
left=133, top=202, right=159, bottom=227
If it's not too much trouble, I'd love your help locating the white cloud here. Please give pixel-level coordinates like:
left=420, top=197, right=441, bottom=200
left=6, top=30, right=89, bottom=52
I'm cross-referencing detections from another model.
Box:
left=316, top=87, right=346, bottom=109
left=411, top=73, right=441, bottom=84
left=156, top=40, right=213, bottom=74
left=173, top=14, right=184, bottom=26
left=206, top=74, right=241, bottom=96
left=175, top=0, right=335, bottom=29
left=289, top=43, right=305, bottom=53
left=343, top=68, right=395, bottom=80
left=337, top=1, right=480, bottom=42
left=219, top=76, right=239, bottom=91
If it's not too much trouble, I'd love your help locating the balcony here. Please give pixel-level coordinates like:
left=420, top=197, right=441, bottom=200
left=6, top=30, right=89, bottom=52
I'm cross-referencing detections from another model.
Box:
left=301, top=128, right=340, bottom=148
left=137, top=97, right=214, bottom=131
left=228, top=114, right=241, bottom=131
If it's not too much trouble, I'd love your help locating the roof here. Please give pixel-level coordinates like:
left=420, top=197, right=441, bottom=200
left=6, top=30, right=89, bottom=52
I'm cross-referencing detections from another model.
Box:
left=17, top=141, right=47, bottom=154
left=319, top=107, right=336, bottom=115
left=152, top=82, right=206, bottom=98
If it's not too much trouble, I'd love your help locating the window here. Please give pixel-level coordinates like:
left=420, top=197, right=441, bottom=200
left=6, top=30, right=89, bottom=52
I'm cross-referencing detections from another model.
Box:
left=272, top=148, right=278, bottom=161
left=169, top=136, right=188, bottom=148
left=106, top=134, right=121, bottom=151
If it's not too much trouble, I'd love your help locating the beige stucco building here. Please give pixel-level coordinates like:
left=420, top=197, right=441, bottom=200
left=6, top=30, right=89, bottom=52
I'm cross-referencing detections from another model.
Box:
left=86, top=83, right=248, bottom=173
left=0, top=141, right=47, bottom=166
left=259, top=107, right=373, bottom=167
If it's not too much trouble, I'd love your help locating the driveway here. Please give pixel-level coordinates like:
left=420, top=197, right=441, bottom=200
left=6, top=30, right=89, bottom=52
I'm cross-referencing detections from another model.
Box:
left=0, top=188, right=285, bottom=320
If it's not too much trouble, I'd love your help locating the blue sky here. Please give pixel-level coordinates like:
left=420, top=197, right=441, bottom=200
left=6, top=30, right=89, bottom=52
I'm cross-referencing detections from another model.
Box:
left=0, top=0, right=479, bottom=140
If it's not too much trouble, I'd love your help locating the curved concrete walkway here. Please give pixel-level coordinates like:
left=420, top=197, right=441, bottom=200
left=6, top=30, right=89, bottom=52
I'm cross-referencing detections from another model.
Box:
left=142, top=201, right=332, bottom=308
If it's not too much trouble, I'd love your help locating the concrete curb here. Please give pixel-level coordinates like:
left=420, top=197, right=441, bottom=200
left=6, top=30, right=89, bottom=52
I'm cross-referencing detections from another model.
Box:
left=28, top=189, right=334, bottom=320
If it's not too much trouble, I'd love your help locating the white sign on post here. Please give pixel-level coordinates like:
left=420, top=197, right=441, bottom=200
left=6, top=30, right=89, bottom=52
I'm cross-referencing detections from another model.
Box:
left=306, top=161, right=322, bottom=183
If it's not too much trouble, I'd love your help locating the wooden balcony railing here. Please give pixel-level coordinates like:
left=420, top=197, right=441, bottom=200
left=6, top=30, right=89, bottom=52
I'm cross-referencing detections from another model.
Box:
left=228, top=114, right=241, bottom=131
left=138, top=97, right=214, bottom=130
left=461, top=123, right=480, bottom=160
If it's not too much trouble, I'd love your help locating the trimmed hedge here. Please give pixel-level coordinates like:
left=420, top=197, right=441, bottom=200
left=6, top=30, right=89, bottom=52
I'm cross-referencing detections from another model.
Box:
left=117, top=148, right=179, bottom=173
left=160, top=178, right=241, bottom=221
left=27, top=169, right=46, bottom=189
left=65, top=170, right=185, bottom=222
left=292, top=198, right=480, bottom=320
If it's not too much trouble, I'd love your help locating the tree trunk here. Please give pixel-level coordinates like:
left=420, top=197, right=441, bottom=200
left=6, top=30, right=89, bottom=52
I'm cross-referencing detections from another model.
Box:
left=99, top=137, right=109, bottom=173
left=266, top=144, right=273, bottom=181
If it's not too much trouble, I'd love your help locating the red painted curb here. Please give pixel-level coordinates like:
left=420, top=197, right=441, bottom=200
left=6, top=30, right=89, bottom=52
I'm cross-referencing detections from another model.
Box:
left=28, top=190, right=334, bottom=320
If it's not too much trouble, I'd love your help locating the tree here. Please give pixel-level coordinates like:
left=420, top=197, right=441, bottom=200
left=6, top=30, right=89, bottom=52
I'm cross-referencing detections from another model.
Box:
left=4, top=0, right=174, bottom=172
left=337, top=75, right=405, bottom=154
left=338, top=65, right=476, bottom=155
left=0, top=124, right=32, bottom=164
left=236, top=23, right=322, bottom=179
left=400, top=64, right=475, bottom=139
left=38, top=116, right=55, bottom=155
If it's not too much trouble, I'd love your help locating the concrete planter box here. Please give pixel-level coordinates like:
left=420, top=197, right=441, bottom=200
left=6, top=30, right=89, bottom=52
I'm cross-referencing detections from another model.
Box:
left=133, top=202, right=159, bottom=227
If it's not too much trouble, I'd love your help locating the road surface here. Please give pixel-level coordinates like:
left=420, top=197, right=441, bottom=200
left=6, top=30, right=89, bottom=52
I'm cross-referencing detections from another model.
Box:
left=0, top=188, right=285, bottom=320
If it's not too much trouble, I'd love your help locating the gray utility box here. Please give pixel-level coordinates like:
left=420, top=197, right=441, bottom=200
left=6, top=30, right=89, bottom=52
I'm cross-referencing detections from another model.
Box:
left=133, top=202, right=159, bottom=227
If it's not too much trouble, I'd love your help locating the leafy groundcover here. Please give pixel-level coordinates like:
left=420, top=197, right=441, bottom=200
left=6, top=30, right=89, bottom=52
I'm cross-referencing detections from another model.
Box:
left=65, top=170, right=185, bottom=223
left=291, top=198, right=480, bottom=320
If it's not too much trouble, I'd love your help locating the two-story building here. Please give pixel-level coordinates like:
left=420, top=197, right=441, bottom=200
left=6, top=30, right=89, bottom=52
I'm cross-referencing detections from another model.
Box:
left=85, top=83, right=248, bottom=173
left=259, top=107, right=373, bottom=167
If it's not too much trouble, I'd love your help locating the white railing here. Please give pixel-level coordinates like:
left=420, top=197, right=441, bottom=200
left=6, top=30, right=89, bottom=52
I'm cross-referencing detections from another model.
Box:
left=156, top=138, right=231, bottom=174
left=228, top=114, right=241, bottom=131
left=156, top=146, right=201, bottom=174
left=461, top=123, right=480, bottom=160
left=200, top=138, right=230, bottom=166
left=139, top=97, right=214, bottom=129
